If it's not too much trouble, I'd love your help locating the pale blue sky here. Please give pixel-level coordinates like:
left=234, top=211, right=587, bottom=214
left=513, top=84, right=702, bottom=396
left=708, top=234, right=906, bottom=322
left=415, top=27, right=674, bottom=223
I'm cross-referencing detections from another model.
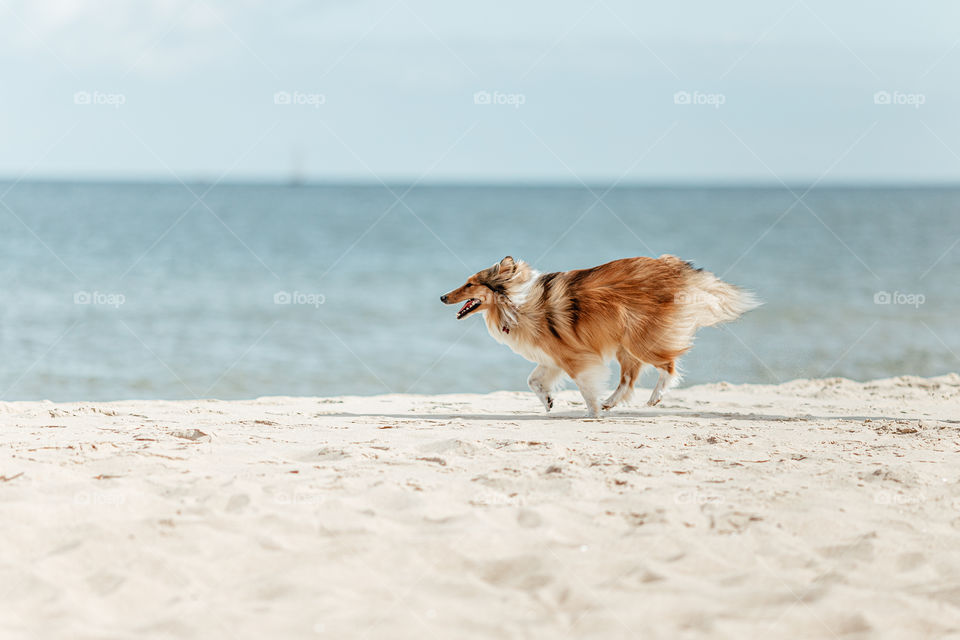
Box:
left=2, top=0, right=959, bottom=183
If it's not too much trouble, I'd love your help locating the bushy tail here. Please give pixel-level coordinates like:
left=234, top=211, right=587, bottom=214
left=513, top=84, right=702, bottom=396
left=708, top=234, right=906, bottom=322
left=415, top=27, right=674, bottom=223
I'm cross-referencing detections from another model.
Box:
left=681, top=269, right=761, bottom=328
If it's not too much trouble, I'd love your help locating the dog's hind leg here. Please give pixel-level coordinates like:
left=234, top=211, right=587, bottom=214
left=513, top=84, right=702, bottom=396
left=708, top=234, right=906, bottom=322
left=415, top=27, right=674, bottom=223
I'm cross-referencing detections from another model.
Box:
left=602, top=349, right=642, bottom=411
left=528, top=364, right=563, bottom=413
left=647, top=361, right=678, bottom=407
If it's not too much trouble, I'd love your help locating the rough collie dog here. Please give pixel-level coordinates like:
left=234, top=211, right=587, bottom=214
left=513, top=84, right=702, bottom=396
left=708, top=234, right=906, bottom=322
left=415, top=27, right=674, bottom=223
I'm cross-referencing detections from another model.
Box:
left=441, top=256, right=759, bottom=417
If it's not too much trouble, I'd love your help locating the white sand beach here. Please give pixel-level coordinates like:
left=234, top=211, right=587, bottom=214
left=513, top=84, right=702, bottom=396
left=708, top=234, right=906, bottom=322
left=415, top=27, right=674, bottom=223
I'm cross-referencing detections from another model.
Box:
left=2, top=375, right=959, bottom=639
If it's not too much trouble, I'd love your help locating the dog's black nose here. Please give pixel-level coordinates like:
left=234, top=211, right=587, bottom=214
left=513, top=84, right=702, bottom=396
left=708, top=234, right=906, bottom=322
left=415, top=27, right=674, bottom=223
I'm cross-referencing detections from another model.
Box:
left=440, top=294, right=448, bottom=303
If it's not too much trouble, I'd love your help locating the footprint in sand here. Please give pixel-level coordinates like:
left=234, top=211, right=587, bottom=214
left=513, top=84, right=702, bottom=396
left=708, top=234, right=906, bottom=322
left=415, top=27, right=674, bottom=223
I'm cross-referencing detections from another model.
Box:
left=225, top=494, right=251, bottom=513
left=419, top=438, right=482, bottom=457
left=310, top=447, right=351, bottom=462
left=480, top=555, right=552, bottom=590
left=517, top=508, right=542, bottom=528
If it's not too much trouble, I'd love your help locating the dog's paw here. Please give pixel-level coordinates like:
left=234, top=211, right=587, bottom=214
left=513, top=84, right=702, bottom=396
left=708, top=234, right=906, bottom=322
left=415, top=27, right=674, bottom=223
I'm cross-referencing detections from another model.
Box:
left=538, top=395, right=553, bottom=412
left=646, top=397, right=661, bottom=407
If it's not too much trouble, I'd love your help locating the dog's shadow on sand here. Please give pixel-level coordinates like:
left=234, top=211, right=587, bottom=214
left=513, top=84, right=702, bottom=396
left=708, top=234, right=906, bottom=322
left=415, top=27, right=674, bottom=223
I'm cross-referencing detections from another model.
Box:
left=321, top=410, right=959, bottom=424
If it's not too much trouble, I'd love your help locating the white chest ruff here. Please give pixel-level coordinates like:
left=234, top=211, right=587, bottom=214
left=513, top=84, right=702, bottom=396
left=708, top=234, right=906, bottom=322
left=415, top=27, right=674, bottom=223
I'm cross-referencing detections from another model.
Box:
left=485, top=320, right=557, bottom=367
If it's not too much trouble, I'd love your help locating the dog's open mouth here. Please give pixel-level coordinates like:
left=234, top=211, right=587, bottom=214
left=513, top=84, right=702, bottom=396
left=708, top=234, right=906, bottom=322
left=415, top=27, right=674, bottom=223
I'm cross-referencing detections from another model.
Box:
left=457, top=298, right=481, bottom=319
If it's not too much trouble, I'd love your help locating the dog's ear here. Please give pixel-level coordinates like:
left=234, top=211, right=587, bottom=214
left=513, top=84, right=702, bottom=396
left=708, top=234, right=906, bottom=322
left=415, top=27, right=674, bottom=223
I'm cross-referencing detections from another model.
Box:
left=497, top=256, right=516, bottom=275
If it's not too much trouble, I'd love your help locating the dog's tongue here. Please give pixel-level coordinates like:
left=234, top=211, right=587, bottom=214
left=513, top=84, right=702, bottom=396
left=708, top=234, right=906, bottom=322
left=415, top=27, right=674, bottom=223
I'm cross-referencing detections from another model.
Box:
left=458, top=300, right=472, bottom=315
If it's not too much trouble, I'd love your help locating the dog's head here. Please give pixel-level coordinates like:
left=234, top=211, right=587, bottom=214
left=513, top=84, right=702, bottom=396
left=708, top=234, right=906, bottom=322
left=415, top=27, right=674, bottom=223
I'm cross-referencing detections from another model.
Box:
left=440, top=256, right=518, bottom=320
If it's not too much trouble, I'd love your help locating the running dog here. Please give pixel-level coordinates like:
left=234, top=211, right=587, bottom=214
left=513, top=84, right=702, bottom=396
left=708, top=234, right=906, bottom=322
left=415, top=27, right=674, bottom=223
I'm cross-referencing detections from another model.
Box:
left=440, top=256, right=759, bottom=417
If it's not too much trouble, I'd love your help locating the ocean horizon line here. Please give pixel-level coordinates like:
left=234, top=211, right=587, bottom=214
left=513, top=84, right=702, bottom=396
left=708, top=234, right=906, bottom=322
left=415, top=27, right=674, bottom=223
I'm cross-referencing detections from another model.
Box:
left=3, top=177, right=960, bottom=190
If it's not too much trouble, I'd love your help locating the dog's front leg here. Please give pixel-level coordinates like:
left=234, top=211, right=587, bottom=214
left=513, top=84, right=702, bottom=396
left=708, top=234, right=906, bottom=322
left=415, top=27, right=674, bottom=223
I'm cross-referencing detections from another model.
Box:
left=528, top=364, right=562, bottom=412
left=572, top=363, right=608, bottom=418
